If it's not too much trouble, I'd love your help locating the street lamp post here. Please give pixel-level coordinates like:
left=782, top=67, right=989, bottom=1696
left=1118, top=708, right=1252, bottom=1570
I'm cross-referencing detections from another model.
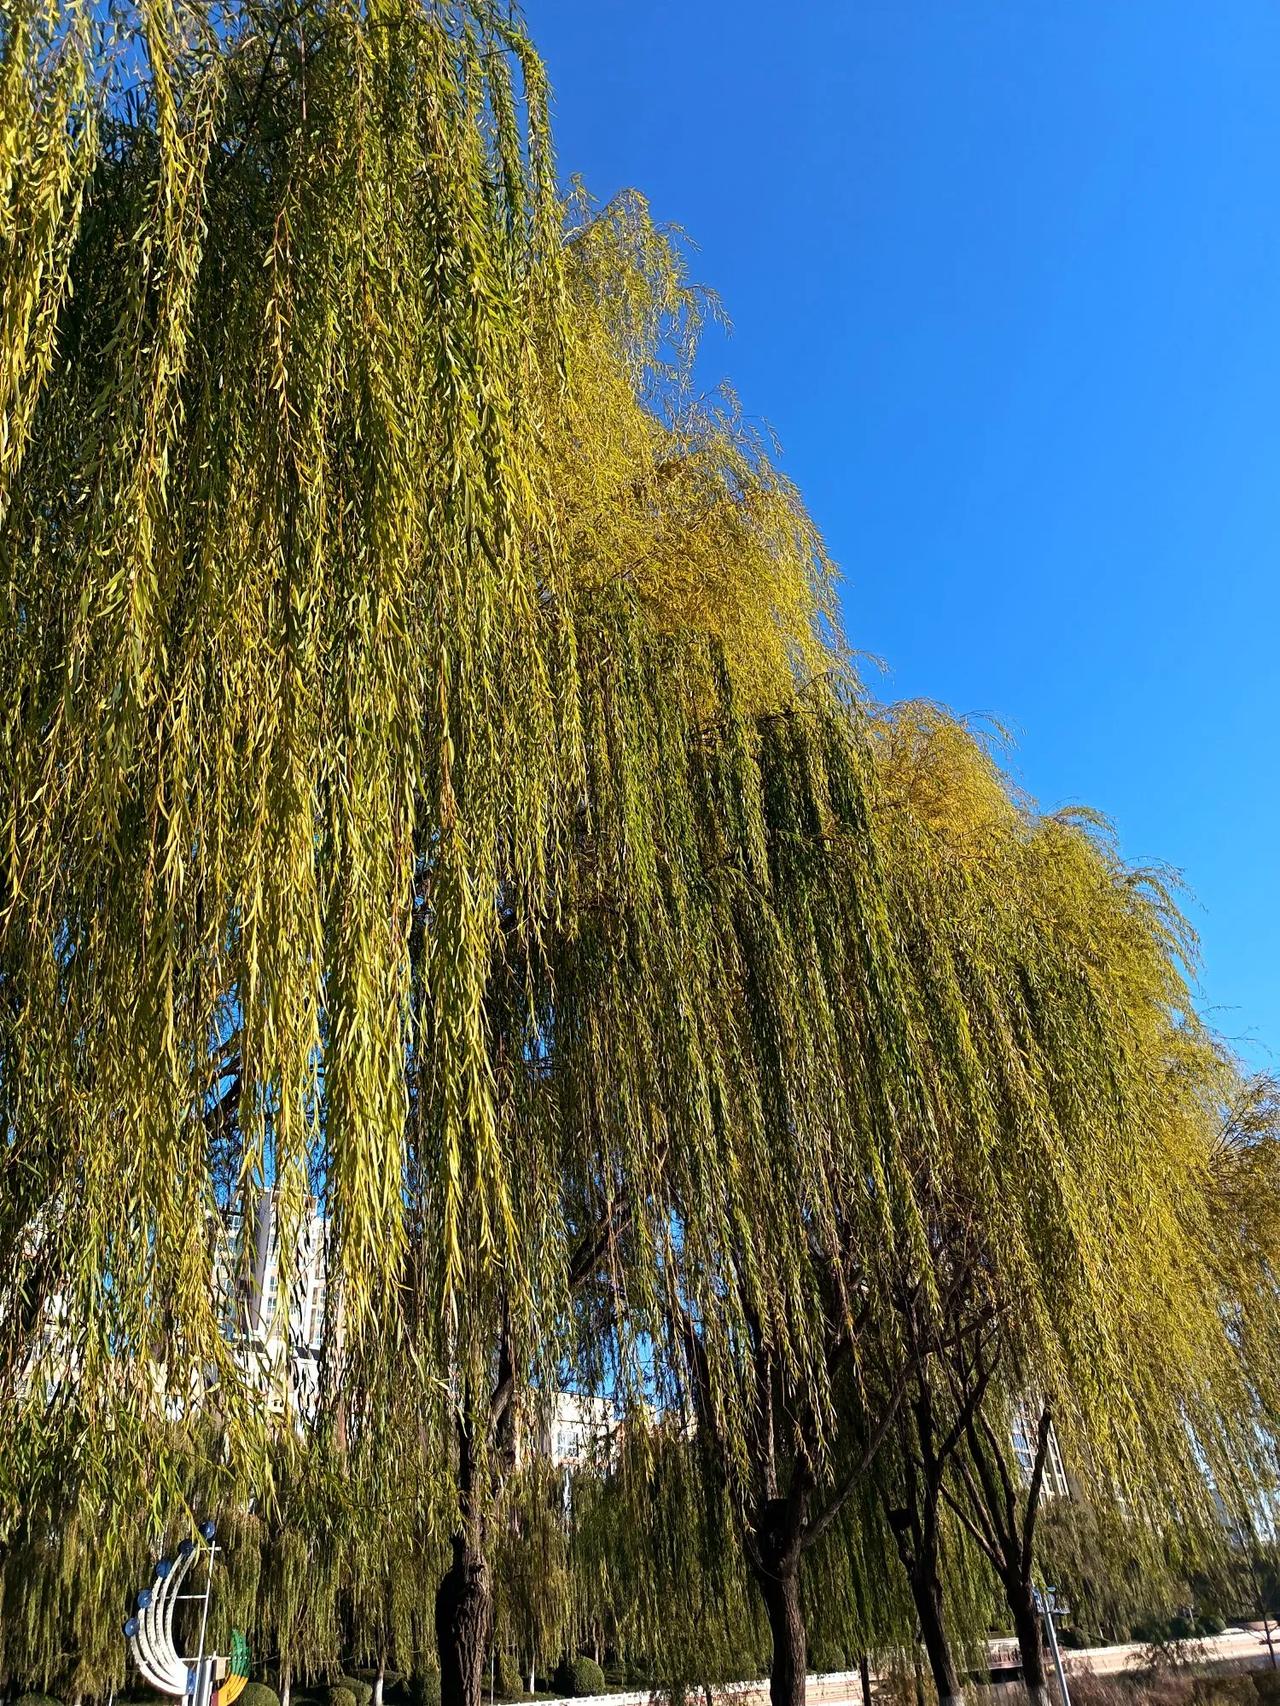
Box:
left=1035, top=1586, right=1072, bottom=1706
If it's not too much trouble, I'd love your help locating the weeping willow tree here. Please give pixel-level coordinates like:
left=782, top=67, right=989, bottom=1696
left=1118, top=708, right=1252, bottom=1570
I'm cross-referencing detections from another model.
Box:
left=1, top=0, right=584, bottom=1489
left=4, top=8, right=1280, bottom=1706
left=0, top=0, right=865, bottom=1697
left=584, top=701, right=1280, bottom=1706
left=558, top=1422, right=922, bottom=1696
left=565, top=1427, right=779, bottom=1692
left=861, top=708, right=1280, bottom=1706
left=930, top=1073, right=1280, bottom=1706
left=0, top=1414, right=283, bottom=1703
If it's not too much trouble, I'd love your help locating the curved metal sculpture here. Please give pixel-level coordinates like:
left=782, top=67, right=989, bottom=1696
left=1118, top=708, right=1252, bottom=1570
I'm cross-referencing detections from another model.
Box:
left=123, top=1520, right=250, bottom=1706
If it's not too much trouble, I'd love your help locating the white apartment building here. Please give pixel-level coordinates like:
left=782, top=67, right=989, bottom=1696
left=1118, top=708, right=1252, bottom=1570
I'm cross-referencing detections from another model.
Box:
left=1011, top=1399, right=1071, bottom=1500
left=534, top=1391, right=621, bottom=1469
left=218, top=1189, right=330, bottom=1417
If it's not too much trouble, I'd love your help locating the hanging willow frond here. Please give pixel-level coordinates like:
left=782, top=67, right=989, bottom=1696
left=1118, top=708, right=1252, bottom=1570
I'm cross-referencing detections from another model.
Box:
left=2, top=5, right=1278, bottom=1697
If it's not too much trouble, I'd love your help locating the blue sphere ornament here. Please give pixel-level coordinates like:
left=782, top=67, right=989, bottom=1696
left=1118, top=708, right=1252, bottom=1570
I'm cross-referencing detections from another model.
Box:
left=137, top=1588, right=153, bottom=1609
left=200, top=1520, right=216, bottom=1542
left=177, top=1539, right=195, bottom=1559
left=155, top=1558, right=172, bottom=1580
left=123, top=1617, right=139, bottom=1638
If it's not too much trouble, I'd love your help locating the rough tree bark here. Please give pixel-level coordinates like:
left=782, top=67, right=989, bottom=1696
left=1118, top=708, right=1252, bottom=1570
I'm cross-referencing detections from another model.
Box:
left=436, top=1521, right=492, bottom=1706
left=916, top=1577, right=965, bottom=1706
left=887, top=1519, right=965, bottom=1706
left=744, top=1477, right=813, bottom=1706
left=436, top=1366, right=504, bottom=1706
left=1010, top=1586, right=1048, bottom=1706
left=751, top=1549, right=807, bottom=1706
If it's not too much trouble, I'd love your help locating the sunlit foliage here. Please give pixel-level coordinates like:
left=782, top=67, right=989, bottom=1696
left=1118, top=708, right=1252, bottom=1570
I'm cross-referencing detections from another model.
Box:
left=1, top=5, right=1278, bottom=1706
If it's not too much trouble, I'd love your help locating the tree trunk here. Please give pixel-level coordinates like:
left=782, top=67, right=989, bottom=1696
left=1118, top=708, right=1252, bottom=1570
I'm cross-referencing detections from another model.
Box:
left=859, top=1653, right=872, bottom=1706
left=752, top=1555, right=807, bottom=1706
left=1010, top=1583, right=1048, bottom=1706
left=909, top=1570, right=964, bottom=1706
left=373, top=1664, right=385, bottom=1706
left=280, top=1668, right=292, bottom=1706
left=436, top=1531, right=492, bottom=1706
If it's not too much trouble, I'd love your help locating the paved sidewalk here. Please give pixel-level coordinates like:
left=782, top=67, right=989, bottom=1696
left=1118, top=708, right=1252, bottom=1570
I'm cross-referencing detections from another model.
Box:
left=1061, top=1628, right=1278, bottom=1679
left=543, top=1630, right=1280, bottom=1706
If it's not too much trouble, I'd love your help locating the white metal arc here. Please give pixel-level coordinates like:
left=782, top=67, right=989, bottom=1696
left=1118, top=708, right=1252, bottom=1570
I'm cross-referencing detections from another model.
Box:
left=129, top=1617, right=173, bottom=1698
left=133, top=1568, right=180, bottom=1698
left=163, top=1545, right=199, bottom=1674
left=132, top=1545, right=198, bottom=1695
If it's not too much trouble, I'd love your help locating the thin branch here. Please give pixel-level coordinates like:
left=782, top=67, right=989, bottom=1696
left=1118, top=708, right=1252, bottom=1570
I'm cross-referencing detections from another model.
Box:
left=937, top=1351, right=994, bottom=1468
left=941, top=1483, right=1005, bottom=1575
left=567, top=1196, right=633, bottom=1292
left=976, top=1405, right=1020, bottom=1539
left=1020, top=1403, right=1054, bottom=1574
left=803, top=1353, right=918, bottom=1549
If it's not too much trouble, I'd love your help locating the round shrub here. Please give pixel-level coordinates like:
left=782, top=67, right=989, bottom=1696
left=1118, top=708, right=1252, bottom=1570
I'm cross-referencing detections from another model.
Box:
left=339, top=1677, right=373, bottom=1706
left=1196, top=1614, right=1226, bottom=1638
left=15, top=1694, right=64, bottom=1706
left=326, top=1686, right=357, bottom=1706
left=555, top=1656, right=605, bottom=1699
left=410, top=1672, right=441, bottom=1706
left=496, top=1653, right=525, bottom=1698
left=240, top=1685, right=281, bottom=1706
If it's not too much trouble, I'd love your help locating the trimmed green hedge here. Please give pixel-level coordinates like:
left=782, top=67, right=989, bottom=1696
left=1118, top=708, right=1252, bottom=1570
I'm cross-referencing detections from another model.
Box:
left=15, top=1693, right=64, bottom=1706
left=495, top=1653, right=525, bottom=1698
left=240, top=1684, right=281, bottom=1706
left=326, top=1686, right=357, bottom=1706
left=554, top=1656, right=605, bottom=1698
left=338, top=1677, right=373, bottom=1706
left=409, top=1672, right=441, bottom=1706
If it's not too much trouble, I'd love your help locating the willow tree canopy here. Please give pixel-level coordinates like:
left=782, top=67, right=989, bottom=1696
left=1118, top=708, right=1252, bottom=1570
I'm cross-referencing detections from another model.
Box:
left=0, top=0, right=854, bottom=1525
left=2, top=7, right=1278, bottom=1700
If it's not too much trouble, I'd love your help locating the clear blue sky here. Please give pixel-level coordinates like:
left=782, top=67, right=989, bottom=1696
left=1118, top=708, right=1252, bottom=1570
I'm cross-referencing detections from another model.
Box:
left=531, top=0, right=1280, bottom=1068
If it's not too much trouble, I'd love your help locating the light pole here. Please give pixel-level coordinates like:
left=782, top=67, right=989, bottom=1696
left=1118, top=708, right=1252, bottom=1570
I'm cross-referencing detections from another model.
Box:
left=1034, top=1586, right=1072, bottom=1706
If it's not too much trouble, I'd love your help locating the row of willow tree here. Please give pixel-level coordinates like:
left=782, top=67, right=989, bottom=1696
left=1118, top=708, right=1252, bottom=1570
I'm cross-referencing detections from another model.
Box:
left=2, top=5, right=1279, bottom=1706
